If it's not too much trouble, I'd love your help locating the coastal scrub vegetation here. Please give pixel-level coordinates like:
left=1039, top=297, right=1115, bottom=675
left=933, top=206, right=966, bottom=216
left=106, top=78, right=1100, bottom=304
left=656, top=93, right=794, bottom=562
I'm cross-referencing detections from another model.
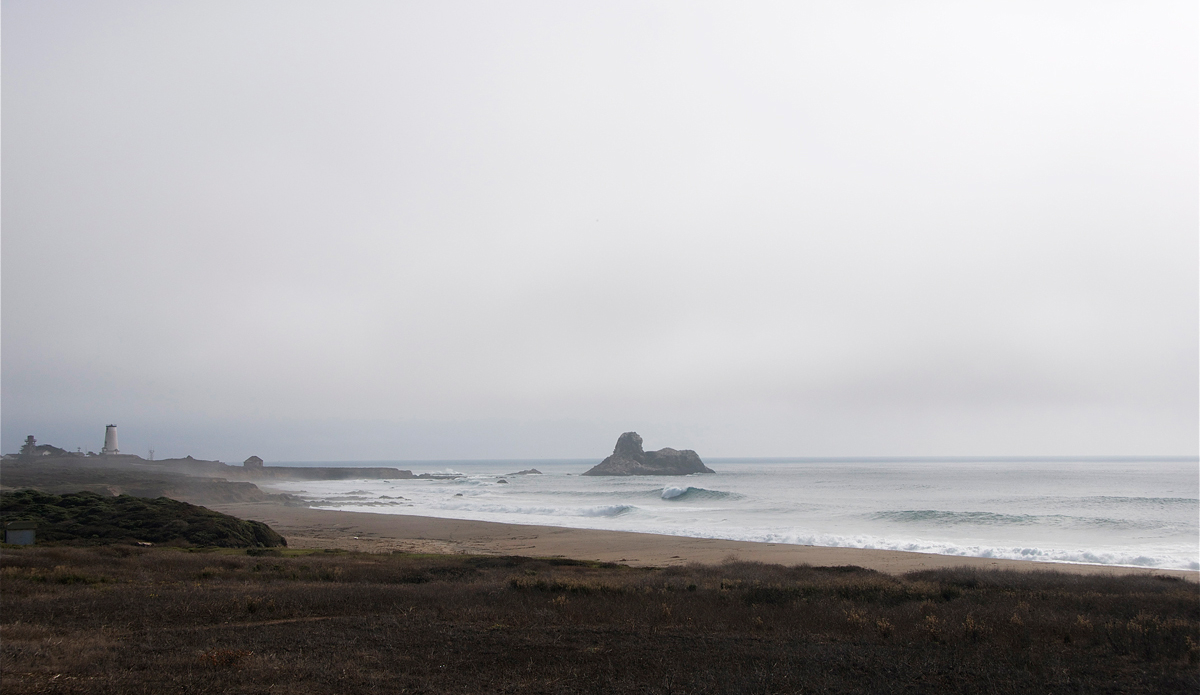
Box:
left=1, top=547, right=1196, bottom=693
left=0, top=490, right=286, bottom=548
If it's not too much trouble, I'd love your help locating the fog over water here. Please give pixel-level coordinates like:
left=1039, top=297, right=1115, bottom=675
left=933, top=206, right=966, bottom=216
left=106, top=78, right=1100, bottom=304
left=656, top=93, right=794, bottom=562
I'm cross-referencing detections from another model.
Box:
left=3, top=2, right=1196, bottom=461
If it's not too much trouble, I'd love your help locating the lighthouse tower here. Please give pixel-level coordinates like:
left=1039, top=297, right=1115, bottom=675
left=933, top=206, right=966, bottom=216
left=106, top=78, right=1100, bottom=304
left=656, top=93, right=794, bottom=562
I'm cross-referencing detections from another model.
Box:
left=101, top=425, right=119, bottom=455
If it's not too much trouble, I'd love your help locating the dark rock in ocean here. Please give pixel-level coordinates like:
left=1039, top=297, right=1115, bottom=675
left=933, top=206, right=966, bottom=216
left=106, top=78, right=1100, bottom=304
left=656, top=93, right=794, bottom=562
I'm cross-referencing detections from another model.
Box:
left=506, top=469, right=542, bottom=476
left=582, top=432, right=714, bottom=476
left=496, top=479, right=508, bottom=484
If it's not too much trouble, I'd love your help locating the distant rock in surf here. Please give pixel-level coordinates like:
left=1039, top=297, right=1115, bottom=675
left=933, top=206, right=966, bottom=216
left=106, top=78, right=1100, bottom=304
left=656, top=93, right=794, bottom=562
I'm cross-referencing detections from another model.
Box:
left=582, top=432, right=714, bottom=476
left=507, top=469, right=542, bottom=476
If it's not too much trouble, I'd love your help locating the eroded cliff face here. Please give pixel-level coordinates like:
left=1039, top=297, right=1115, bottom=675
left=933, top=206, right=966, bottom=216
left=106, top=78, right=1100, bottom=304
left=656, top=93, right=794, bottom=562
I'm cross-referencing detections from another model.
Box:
left=582, top=432, right=714, bottom=476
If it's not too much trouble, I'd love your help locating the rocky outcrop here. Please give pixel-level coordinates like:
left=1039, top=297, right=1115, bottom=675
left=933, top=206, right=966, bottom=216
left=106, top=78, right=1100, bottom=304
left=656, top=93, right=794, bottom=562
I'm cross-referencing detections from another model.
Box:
left=582, top=432, right=714, bottom=476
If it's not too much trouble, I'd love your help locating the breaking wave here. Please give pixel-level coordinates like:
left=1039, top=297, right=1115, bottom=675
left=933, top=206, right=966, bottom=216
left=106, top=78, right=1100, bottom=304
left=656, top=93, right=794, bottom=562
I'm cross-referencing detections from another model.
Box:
left=650, top=527, right=1200, bottom=571
left=319, top=498, right=640, bottom=519
left=661, top=486, right=740, bottom=501
left=872, top=509, right=1170, bottom=531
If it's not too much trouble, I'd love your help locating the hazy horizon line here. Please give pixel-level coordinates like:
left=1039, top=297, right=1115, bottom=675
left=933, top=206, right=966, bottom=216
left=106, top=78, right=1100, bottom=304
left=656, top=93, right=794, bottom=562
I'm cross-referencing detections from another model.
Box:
left=259, top=455, right=1200, bottom=466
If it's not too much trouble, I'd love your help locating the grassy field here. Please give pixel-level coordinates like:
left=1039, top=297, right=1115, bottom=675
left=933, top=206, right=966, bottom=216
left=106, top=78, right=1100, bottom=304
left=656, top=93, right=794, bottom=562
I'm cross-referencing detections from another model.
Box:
left=1, top=545, right=1197, bottom=694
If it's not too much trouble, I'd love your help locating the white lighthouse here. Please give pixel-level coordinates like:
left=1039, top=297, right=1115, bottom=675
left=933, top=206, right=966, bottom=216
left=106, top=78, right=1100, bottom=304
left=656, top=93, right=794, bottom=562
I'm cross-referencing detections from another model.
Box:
left=101, top=425, right=119, bottom=455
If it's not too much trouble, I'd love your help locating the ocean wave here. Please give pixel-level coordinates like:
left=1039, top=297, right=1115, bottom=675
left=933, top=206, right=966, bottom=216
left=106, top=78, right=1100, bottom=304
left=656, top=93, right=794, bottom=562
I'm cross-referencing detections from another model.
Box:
left=872, top=509, right=1172, bottom=531
left=875, top=510, right=1043, bottom=525
left=1078, top=495, right=1198, bottom=506
left=388, top=499, right=639, bottom=518
left=985, top=495, right=1200, bottom=513
left=661, top=527, right=1200, bottom=571
left=308, top=498, right=409, bottom=507
left=582, top=504, right=637, bottom=517
left=660, top=486, right=741, bottom=501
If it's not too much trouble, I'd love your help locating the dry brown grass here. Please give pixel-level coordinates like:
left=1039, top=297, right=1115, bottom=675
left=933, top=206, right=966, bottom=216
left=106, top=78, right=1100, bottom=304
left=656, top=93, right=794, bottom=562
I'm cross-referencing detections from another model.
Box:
left=2, top=546, right=1197, bottom=693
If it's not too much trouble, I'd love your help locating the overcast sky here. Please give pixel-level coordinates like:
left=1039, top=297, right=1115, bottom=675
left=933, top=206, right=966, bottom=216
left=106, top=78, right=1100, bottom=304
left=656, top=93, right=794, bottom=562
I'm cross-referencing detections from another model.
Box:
left=3, top=1, right=1196, bottom=461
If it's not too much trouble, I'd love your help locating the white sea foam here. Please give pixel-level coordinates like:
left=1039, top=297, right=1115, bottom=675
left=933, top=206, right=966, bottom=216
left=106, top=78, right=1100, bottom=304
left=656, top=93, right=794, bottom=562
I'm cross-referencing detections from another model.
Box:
left=651, top=527, right=1200, bottom=571
left=390, top=497, right=638, bottom=519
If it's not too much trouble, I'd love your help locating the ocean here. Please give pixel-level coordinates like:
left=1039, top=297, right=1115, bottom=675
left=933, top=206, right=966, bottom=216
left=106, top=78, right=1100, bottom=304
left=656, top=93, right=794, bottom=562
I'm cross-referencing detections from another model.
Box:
left=263, top=457, right=1199, bottom=571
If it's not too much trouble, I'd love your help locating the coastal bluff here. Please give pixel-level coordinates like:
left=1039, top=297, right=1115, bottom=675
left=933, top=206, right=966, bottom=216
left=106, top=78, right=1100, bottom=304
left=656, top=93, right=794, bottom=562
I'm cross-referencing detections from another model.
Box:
left=583, top=432, right=714, bottom=476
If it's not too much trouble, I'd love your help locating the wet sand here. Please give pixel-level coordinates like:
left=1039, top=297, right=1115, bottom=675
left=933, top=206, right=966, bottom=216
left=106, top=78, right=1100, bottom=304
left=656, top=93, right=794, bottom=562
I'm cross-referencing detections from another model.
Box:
left=209, top=502, right=1199, bottom=580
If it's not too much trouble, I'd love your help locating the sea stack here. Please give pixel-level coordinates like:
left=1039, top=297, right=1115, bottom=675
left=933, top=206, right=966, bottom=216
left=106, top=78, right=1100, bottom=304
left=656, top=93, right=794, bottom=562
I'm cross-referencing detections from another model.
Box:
left=582, top=432, right=714, bottom=476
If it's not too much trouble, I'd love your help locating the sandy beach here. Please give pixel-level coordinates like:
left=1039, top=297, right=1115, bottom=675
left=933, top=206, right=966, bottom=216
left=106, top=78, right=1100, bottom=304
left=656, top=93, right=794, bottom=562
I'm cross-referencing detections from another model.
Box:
left=209, top=502, right=1199, bottom=580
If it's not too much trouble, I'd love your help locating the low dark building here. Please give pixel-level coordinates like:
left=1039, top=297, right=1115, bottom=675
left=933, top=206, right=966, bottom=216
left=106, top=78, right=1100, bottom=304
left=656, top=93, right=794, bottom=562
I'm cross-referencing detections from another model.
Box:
left=4, top=521, right=36, bottom=545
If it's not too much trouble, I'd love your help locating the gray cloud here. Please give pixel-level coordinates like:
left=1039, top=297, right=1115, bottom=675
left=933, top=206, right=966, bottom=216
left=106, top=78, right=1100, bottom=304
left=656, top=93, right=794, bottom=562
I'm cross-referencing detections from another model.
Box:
left=3, top=1, right=1195, bottom=460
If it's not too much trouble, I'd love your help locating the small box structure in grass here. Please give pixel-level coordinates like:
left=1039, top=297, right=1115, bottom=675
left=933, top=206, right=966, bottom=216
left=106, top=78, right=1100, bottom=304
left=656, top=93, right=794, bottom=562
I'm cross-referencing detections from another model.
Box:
left=4, top=521, right=36, bottom=545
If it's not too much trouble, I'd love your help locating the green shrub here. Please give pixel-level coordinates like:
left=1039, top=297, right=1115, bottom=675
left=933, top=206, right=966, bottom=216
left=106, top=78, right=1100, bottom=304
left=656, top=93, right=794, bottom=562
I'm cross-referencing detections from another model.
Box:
left=0, top=489, right=285, bottom=548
